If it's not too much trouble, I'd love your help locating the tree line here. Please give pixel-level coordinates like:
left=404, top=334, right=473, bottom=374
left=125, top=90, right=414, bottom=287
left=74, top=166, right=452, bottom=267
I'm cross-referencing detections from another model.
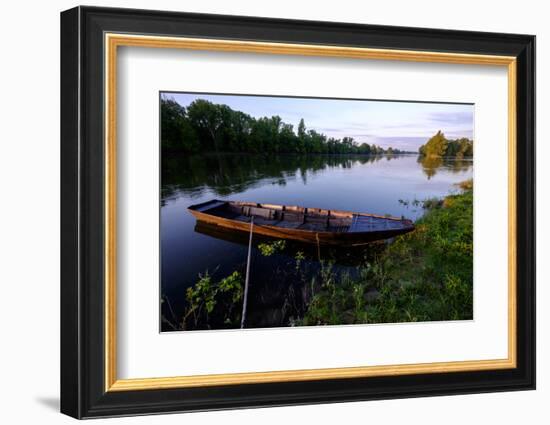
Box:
left=418, top=130, right=473, bottom=159
left=161, top=97, right=412, bottom=155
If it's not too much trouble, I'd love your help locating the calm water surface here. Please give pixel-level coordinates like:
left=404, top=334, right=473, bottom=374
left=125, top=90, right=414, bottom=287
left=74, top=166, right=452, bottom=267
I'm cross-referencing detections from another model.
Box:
left=161, top=154, right=472, bottom=331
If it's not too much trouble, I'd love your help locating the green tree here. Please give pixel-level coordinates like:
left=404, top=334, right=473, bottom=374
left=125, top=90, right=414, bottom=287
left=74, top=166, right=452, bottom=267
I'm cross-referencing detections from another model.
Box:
left=279, top=123, right=297, bottom=152
left=187, top=100, right=224, bottom=153
left=421, top=130, right=448, bottom=157
left=358, top=143, right=371, bottom=154
left=419, top=131, right=473, bottom=158
left=297, top=118, right=306, bottom=139
left=160, top=98, right=198, bottom=152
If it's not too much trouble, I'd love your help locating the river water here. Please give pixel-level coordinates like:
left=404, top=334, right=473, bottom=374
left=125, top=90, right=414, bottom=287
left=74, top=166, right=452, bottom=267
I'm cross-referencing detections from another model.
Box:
left=160, top=154, right=472, bottom=331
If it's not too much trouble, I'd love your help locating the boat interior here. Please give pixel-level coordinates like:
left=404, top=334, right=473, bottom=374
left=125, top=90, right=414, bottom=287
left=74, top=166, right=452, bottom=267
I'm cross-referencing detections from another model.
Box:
left=191, top=200, right=409, bottom=233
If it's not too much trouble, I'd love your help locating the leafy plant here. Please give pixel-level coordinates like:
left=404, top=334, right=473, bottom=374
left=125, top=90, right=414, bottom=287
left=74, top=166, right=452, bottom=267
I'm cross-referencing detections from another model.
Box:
left=294, top=251, right=305, bottom=270
left=258, top=240, right=286, bottom=256
left=182, top=271, right=244, bottom=330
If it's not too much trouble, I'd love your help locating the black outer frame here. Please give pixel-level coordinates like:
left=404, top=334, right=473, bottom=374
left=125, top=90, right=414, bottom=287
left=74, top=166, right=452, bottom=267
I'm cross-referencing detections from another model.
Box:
left=60, top=5, right=535, bottom=419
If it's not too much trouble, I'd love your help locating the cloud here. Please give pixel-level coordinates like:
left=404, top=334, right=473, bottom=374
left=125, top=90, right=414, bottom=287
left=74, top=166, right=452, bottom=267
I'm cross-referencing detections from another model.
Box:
left=428, top=111, right=473, bottom=125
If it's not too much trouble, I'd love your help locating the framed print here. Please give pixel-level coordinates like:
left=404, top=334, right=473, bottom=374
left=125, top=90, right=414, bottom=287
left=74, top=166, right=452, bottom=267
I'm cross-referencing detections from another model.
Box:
left=60, top=6, right=535, bottom=419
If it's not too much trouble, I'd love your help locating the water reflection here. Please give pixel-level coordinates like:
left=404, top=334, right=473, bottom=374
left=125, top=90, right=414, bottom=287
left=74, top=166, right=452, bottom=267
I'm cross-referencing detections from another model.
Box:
left=162, top=153, right=403, bottom=200
left=418, top=155, right=473, bottom=179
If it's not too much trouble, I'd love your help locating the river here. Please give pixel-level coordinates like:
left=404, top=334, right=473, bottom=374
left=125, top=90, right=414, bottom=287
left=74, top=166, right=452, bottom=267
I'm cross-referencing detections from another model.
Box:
left=160, top=153, right=473, bottom=331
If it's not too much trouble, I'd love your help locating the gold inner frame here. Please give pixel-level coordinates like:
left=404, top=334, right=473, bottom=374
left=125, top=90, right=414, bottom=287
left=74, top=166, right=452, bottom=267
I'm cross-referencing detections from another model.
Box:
left=104, top=33, right=517, bottom=392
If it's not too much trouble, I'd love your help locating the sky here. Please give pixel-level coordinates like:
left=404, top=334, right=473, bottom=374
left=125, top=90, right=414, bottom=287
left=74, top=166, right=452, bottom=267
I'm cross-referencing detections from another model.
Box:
left=162, top=92, right=474, bottom=151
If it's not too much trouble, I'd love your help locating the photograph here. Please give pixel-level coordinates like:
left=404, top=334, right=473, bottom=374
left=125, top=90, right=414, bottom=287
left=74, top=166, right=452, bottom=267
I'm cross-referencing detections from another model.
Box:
left=160, top=92, right=474, bottom=332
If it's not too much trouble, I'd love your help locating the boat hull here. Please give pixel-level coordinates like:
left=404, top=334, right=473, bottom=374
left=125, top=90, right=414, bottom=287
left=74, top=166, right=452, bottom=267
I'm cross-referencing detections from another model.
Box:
left=189, top=208, right=413, bottom=247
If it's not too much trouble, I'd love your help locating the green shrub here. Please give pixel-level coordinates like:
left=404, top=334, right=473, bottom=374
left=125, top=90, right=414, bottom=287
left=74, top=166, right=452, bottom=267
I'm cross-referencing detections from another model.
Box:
left=258, top=240, right=286, bottom=256
left=182, top=271, right=244, bottom=330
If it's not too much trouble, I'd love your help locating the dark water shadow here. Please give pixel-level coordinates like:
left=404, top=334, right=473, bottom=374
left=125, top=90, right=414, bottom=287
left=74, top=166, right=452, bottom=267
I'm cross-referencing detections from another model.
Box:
left=194, top=220, right=386, bottom=267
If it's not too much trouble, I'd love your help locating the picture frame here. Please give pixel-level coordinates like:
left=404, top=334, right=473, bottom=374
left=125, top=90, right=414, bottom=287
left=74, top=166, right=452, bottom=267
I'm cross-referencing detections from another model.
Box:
left=60, top=5, right=535, bottom=419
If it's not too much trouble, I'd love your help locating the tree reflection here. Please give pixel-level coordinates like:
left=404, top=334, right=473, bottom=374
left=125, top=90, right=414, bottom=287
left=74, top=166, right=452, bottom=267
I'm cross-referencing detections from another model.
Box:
left=161, top=153, right=403, bottom=200
left=418, top=155, right=473, bottom=179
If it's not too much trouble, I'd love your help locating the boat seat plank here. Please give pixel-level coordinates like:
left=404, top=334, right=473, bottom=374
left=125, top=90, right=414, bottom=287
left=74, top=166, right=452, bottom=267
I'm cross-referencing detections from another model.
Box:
left=243, top=206, right=276, bottom=220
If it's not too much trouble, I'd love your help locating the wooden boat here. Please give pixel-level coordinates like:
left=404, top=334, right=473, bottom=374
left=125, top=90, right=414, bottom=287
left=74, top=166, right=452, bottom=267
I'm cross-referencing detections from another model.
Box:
left=188, top=199, right=415, bottom=246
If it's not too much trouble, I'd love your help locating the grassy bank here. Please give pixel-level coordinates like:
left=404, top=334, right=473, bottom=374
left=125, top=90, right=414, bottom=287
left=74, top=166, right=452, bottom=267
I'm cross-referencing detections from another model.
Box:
left=172, top=179, right=473, bottom=330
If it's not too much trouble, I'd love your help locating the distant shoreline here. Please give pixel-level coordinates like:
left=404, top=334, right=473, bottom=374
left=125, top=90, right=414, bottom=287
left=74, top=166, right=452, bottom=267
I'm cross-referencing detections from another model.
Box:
left=162, top=151, right=421, bottom=157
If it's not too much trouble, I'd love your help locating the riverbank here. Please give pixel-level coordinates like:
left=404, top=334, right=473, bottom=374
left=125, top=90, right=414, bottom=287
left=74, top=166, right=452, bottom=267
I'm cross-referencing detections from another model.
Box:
left=298, top=179, right=473, bottom=325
